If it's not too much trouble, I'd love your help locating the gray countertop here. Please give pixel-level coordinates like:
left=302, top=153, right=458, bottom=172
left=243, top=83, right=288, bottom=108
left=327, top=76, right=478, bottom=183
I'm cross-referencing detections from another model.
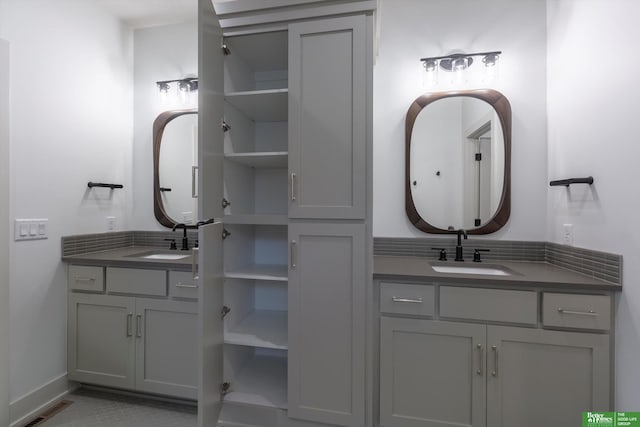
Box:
left=374, top=255, right=621, bottom=291
left=62, top=246, right=194, bottom=271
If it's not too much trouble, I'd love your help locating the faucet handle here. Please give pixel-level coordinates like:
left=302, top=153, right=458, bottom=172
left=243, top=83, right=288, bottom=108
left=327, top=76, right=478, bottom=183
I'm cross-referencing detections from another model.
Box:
left=473, top=248, right=490, bottom=262
left=164, top=238, right=177, bottom=250
left=432, top=247, right=447, bottom=261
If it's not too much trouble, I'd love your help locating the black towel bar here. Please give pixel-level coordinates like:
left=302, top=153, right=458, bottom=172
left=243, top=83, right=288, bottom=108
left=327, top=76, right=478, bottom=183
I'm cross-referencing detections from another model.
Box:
left=87, top=182, right=124, bottom=189
left=549, top=177, right=593, bottom=187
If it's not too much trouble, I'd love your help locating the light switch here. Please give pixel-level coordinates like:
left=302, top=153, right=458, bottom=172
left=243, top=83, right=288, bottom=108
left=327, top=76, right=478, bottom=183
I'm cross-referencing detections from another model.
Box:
left=15, top=218, right=48, bottom=241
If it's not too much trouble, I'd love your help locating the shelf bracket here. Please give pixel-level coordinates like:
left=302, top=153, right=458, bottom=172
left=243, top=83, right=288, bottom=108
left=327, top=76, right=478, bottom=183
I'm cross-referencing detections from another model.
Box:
left=221, top=382, right=230, bottom=396
left=221, top=305, right=231, bottom=319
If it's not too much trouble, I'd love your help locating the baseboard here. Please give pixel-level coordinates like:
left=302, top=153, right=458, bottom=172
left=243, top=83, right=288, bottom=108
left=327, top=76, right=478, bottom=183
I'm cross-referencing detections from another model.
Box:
left=9, top=374, right=77, bottom=427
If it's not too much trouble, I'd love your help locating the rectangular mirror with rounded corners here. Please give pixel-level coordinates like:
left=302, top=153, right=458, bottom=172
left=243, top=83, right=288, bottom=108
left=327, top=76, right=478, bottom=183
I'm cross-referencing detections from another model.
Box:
left=405, top=89, right=511, bottom=234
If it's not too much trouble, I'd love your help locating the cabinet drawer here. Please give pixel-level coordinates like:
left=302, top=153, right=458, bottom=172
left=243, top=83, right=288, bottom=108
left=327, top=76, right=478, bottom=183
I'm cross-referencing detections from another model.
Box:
left=440, top=286, right=537, bottom=325
left=380, top=282, right=435, bottom=316
left=169, top=271, right=199, bottom=299
left=106, top=267, right=167, bottom=296
left=543, top=293, right=611, bottom=331
left=68, top=265, right=104, bottom=292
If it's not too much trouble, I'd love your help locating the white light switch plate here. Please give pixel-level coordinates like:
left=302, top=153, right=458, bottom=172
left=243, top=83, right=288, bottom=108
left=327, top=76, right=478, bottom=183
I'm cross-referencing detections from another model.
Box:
left=15, top=219, right=48, bottom=241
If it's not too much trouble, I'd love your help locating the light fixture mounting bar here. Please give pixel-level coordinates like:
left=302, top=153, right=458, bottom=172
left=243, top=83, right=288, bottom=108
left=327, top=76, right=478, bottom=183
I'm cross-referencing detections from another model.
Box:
left=420, top=51, right=502, bottom=72
left=156, top=77, right=199, bottom=92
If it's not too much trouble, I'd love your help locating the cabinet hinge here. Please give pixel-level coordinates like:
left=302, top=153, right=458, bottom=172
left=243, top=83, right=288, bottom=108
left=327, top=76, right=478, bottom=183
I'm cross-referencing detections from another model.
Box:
left=475, top=153, right=482, bottom=161
left=222, top=228, right=231, bottom=240
left=222, top=41, right=230, bottom=56
left=221, top=382, right=231, bottom=396
left=221, top=305, right=231, bottom=319
left=221, top=120, right=231, bottom=132
left=221, top=198, right=231, bottom=209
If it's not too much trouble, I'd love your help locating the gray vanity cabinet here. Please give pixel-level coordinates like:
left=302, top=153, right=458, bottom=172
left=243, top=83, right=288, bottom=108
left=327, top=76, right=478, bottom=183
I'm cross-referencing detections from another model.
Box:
left=68, top=293, right=136, bottom=390
left=486, top=326, right=610, bottom=427
left=68, top=267, right=199, bottom=399
left=380, top=318, right=486, bottom=427
left=288, top=15, right=367, bottom=220
left=134, top=299, right=198, bottom=399
left=378, top=282, right=613, bottom=427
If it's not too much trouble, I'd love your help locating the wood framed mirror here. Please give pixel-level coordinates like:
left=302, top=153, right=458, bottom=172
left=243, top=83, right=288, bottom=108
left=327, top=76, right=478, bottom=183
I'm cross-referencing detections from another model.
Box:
left=153, top=108, right=198, bottom=228
left=405, top=89, right=511, bottom=234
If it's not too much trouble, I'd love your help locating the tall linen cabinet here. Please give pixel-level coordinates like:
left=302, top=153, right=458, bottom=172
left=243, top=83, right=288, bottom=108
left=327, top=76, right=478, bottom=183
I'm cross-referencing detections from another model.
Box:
left=197, top=2, right=375, bottom=427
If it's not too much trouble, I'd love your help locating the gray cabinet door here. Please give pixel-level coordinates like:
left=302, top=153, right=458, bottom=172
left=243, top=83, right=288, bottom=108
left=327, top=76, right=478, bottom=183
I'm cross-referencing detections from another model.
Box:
left=486, top=326, right=611, bottom=427
left=198, top=221, right=224, bottom=426
left=380, top=318, right=487, bottom=427
left=288, top=15, right=367, bottom=220
left=135, top=299, right=198, bottom=399
left=288, top=222, right=366, bottom=426
left=198, top=0, right=225, bottom=424
left=68, top=293, right=135, bottom=389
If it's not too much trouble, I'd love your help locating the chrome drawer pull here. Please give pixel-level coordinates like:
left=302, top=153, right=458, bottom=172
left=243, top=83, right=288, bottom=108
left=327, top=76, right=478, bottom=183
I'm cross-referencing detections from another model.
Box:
left=491, top=345, right=498, bottom=377
left=557, top=308, right=598, bottom=316
left=176, top=283, right=199, bottom=289
left=391, top=297, right=423, bottom=304
left=136, top=315, right=142, bottom=338
left=477, top=344, right=484, bottom=376
left=290, top=173, right=297, bottom=201
left=290, top=240, right=297, bottom=270
left=74, top=277, right=95, bottom=283
left=126, top=313, right=133, bottom=337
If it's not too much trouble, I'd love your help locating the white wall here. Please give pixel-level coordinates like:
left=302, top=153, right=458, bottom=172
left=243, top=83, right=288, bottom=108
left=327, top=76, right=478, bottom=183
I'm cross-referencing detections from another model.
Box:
left=546, top=0, right=640, bottom=408
left=131, top=23, right=198, bottom=230
left=0, top=37, right=11, bottom=427
left=0, top=0, right=133, bottom=408
left=374, top=0, right=548, bottom=239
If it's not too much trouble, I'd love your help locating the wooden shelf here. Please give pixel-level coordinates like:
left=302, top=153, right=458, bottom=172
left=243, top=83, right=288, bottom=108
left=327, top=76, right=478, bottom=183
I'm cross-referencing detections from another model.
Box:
left=225, top=152, right=288, bottom=168
left=225, top=264, right=288, bottom=282
left=225, top=89, right=288, bottom=122
left=224, top=214, right=288, bottom=225
left=225, top=310, right=287, bottom=350
left=224, top=354, right=287, bottom=409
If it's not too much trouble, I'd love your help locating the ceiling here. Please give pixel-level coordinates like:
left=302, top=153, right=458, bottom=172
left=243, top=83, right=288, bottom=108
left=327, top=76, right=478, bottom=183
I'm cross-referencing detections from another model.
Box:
left=97, top=0, right=199, bottom=28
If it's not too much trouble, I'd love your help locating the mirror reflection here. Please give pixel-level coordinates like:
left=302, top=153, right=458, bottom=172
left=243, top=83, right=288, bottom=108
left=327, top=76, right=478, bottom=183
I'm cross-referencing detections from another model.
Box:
left=153, top=109, right=198, bottom=228
left=406, top=89, right=511, bottom=234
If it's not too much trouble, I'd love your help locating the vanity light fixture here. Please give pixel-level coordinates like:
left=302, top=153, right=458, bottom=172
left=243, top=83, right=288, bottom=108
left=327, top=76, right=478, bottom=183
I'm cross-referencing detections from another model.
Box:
left=156, top=77, right=199, bottom=94
left=421, top=51, right=502, bottom=87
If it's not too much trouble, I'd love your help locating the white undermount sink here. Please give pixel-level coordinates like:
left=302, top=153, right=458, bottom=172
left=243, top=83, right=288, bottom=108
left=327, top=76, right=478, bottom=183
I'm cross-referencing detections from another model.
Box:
left=142, top=253, right=190, bottom=260
left=125, top=250, right=190, bottom=260
left=431, top=265, right=512, bottom=276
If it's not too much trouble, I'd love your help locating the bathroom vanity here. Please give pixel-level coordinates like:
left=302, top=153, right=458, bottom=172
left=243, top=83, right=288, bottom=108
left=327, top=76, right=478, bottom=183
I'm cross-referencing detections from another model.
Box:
left=374, top=255, right=619, bottom=427
left=64, top=247, right=198, bottom=400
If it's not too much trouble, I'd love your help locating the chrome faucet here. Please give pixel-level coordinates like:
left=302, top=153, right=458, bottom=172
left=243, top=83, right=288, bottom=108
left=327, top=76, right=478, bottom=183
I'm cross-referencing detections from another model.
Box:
left=454, top=228, right=468, bottom=262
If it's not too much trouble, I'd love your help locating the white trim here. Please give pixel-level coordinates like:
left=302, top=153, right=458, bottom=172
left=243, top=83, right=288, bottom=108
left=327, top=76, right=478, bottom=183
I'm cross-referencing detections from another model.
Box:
left=0, top=38, right=10, bottom=427
left=9, top=375, right=77, bottom=427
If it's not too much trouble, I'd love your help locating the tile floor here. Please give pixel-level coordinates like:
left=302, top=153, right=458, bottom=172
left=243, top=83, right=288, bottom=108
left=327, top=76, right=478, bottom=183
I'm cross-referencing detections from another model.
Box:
left=34, top=388, right=197, bottom=427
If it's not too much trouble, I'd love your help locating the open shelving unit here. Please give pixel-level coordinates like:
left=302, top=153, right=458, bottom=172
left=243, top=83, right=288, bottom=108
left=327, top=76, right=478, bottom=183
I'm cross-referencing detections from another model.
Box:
left=221, top=28, right=289, bottom=410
